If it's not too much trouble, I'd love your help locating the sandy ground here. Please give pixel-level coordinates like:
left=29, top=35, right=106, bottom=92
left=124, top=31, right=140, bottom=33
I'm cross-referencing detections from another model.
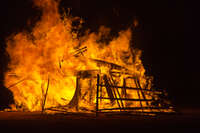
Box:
left=0, top=107, right=199, bottom=133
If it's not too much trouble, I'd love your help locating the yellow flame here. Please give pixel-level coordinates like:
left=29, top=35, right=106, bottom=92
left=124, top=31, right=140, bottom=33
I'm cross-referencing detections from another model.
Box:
left=4, top=0, right=151, bottom=112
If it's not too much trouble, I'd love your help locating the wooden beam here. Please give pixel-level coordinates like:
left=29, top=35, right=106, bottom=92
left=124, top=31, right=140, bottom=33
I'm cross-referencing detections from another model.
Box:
left=7, top=77, right=27, bottom=89
left=134, top=78, right=143, bottom=113
left=96, top=74, right=100, bottom=117
left=136, top=78, right=151, bottom=110
left=98, top=97, right=153, bottom=101
left=98, top=107, right=171, bottom=111
left=110, top=75, right=125, bottom=110
left=42, top=77, right=50, bottom=113
left=99, top=84, right=162, bottom=93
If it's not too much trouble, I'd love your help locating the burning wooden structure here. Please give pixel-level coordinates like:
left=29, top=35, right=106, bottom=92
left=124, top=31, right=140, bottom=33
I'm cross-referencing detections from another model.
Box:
left=42, top=58, right=174, bottom=115
left=4, top=0, right=175, bottom=116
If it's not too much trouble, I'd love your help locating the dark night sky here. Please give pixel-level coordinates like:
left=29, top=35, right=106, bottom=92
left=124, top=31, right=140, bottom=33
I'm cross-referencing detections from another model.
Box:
left=0, top=0, right=198, bottom=109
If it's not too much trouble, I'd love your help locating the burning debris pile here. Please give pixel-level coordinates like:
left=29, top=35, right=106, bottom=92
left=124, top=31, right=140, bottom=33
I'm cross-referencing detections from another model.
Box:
left=4, top=0, right=174, bottom=115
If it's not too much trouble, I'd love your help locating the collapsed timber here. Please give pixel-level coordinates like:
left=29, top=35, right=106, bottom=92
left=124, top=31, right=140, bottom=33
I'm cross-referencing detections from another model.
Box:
left=40, top=59, right=176, bottom=116
left=6, top=50, right=176, bottom=116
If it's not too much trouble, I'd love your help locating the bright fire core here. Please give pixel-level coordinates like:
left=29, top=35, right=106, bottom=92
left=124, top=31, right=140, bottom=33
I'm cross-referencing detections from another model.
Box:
left=4, top=0, right=152, bottom=112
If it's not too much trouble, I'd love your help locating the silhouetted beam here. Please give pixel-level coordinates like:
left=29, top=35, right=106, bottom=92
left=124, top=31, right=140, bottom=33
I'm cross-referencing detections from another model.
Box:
left=7, top=78, right=27, bottom=89
left=99, top=84, right=162, bottom=93
left=98, top=107, right=171, bottom=111
left=91, top=58, right=128, bottom=71
left=110, top=71, right=134, bottom=76
left=134, top=111, right=176, bottom=114
left=74, top=46, right=87, bottom=57
left=98, top=97, right=153, bottom=101
left=42, top=77, right=50, bottom=113
left=96, top=74, right=100, bottom=117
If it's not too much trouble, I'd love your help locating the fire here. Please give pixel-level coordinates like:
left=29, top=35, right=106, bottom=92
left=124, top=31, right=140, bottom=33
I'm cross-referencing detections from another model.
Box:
left=4, top=0, right=152, bottom=112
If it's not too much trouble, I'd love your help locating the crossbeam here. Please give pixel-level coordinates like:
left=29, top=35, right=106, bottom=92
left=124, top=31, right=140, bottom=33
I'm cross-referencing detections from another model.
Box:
left=99, top=84, right=162, bottom=93
left=98, top=97, right=153, bottom=101
left=98, top=107, right=171, bottom=111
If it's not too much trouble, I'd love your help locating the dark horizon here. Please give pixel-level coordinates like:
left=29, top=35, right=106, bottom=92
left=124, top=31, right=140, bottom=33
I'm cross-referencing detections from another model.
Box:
left=0, top=0, right=198, bottom=110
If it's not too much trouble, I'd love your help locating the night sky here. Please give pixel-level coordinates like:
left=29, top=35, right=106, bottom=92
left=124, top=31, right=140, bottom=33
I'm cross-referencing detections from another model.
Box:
left=0, top=0, right=197, bottom=110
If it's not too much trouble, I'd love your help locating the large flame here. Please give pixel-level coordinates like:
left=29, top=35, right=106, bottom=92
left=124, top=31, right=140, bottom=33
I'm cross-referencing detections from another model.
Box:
left=4, top=0, right=150, bottom=112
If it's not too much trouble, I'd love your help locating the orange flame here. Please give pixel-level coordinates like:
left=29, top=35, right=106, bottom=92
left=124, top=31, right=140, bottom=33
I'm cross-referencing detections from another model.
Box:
left=4, top=0, right=151, bottom=112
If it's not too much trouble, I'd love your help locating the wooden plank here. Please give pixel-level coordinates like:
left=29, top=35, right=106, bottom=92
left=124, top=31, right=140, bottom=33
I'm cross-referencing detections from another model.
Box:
left=121, top=78, right=127, bottom=98
left=68, top=77, right=80, bottom=111
left=122, top=78, right=127, bottom=107
left=98, top=97, right=153, bottom=101
left=103, top=75, right=115, bottom=103
left=74, top=46, right=87, bottom=57
left=109, top=75, right=124, bottom=111
left=115, top=87, right=125, bottom=110
left=96, top=74, right=100, bottom=117
left=98, top=107, right=171, bottom=111
left=42, top=77, right=50, bottom=113
left=99, top=84, right=162, bottom=93
left=111, top=85, right=122, bottom=111
left=134, top=78, right=143, bottom=113
left=100, top=81, right=103, bottom=103
left=136, top=78, right=151, bottom=109
left=7, top=77, right=27, bottom=89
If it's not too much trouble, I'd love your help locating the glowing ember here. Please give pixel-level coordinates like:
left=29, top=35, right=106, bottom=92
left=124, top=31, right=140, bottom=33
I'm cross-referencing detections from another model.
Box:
left=4, top=0, right=159, bottom=113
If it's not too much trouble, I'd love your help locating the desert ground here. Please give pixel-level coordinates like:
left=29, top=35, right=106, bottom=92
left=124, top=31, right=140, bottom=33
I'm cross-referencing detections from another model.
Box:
left=0, top=107, right=199, bottom=133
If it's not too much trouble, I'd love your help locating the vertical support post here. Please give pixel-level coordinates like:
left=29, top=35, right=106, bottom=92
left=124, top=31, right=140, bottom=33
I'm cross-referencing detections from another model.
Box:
left=122, top=78, right=127, bottom=107
left=136, top=78, right=151, bottom=112
left=115, top=87, right=124, bottom=110
left=75, top=76, right=80, bottom=111
left=100, top=81, right=102, bottom=103
left=42, top=77, right=50, bottom=114
left=134, top=78, right=143, bottom=113
left=96, top=74, right=100, bottom=117
left=108, top=76, right=122, bottom=111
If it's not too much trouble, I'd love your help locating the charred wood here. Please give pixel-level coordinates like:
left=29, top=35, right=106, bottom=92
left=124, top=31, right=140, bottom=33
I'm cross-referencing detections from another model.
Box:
left=42, top=77, right=50, bottom=113
left=99, top=84, right=162, bottom=93
left=98, top=97, right=153, bottom=101
left=98, top=106, right=172, bottom=111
